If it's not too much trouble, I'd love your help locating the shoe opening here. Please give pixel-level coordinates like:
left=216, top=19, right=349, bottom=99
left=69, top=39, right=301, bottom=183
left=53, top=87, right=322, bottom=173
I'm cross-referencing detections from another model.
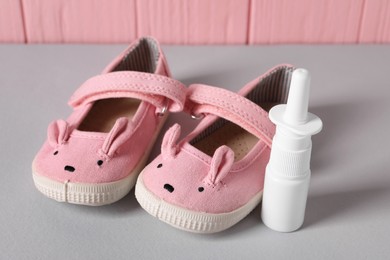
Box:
left=245, top=65, right=294, bottom=111
left=113, top=37, right=160, bottom=73
left=77, top=38, right=162, bottom=133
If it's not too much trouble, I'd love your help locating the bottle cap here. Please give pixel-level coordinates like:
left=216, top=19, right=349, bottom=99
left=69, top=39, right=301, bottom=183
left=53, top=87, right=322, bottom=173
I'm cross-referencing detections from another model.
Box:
left=269, top=69, right=322, bottom=136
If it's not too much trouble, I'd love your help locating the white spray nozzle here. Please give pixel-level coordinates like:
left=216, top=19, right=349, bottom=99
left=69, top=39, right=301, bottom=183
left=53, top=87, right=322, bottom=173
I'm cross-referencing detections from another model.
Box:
left=261, top=68, right=323, bottom=232
left=269, top=69, right=322, bottom=136
left=284, top=69, right=310, bottom=125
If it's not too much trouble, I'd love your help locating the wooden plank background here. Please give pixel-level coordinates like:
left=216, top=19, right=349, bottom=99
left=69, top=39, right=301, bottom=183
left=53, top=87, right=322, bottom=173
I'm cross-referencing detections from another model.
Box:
left=0, top=0, right=389, bottom=44
left=0, top=0, right=25, bottom=43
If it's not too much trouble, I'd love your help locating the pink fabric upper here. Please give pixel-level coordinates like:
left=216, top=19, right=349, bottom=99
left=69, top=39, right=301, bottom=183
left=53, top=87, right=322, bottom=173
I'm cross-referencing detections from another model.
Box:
left=69, top=71, right=186, bottom=113
left=141, top=65, right=293, bottom=214
left=33, top=37, right=186, bottom=184
left=143, top=139, right=269, bottom=213
left=185, top=83, right=275, bottom=147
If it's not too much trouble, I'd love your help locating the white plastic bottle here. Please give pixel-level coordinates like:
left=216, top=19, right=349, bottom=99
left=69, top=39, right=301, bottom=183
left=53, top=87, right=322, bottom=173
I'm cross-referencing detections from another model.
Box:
left=261, top=68, right=323, bottom=232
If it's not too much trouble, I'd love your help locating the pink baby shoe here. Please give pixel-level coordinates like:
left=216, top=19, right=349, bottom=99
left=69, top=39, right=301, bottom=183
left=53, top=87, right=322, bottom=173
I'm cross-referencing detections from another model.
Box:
left=135, top=65, right=294, bottom=233
left=32, top=37, right=187, bottom=206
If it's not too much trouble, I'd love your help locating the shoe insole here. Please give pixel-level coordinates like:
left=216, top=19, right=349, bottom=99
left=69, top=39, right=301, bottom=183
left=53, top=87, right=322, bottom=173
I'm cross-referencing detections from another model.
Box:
left=78, top=98, right=141, bottom=133
left=192, top=102, right=277, bottom=161
left=193, top=122, right=258, bottom=161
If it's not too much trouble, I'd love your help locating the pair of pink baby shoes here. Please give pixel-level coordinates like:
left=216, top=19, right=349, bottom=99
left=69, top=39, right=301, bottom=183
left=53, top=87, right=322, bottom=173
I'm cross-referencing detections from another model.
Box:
left=32, top=37, right=294, bottom=233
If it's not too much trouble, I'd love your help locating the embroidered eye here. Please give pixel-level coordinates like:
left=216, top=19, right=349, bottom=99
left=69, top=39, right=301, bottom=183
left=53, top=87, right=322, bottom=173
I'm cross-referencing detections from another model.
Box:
left=198, top=187, right=204, bottom=192
left=157, top=163, right=163, bottom=168
left=53, top=151, right=58, bottom=155
left=97, top=160, right=104, bottom=166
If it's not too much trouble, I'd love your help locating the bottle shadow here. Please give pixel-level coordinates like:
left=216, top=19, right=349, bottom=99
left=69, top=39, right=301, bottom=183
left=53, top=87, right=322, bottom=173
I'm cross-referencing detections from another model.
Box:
left=308, top=98, right=383, bottom=174
left=303, top=185, right=389, bottom=228
left=207, top=183, right=389, bottom=238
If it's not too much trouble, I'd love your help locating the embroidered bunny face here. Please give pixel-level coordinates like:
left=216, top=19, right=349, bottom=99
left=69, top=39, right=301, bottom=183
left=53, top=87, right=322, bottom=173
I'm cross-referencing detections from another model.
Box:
left=33, top=117, right=135, bottom=184
left=141, top=124, right=236, bottom=212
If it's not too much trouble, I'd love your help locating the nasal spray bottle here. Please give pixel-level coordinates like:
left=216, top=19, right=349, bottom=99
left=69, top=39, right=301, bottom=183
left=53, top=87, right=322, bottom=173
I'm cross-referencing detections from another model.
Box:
left=261, top=68, right=322, bottom=232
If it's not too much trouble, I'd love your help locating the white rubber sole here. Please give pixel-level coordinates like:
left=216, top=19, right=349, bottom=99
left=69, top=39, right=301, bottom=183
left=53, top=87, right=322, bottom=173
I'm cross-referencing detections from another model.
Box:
left=135, top=170, right=263, bottom=233
left=32, top=114, right=168, bottom=206
left=32, top=170, right=137, bottom=206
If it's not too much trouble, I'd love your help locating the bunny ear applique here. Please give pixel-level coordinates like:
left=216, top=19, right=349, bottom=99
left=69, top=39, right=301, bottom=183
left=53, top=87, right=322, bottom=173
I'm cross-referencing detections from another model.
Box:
left=100, top=117, right=134, bottom=158
left=161, top=123, right=181, bottom=159
left=206, top=145, right=235, bottom=186
left=47, top=119, right=70, bottom=148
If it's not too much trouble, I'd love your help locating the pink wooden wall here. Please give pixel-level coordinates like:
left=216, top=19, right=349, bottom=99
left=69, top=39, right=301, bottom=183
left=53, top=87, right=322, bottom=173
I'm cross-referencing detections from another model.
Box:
left=1, top=0, right=389, bottom=44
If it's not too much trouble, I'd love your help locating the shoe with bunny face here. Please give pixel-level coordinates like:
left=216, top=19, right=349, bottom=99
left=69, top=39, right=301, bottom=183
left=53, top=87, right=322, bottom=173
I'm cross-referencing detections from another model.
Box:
left=32, top=37, right=187, bottom=206
left=135, top=65, right=294, bottom=233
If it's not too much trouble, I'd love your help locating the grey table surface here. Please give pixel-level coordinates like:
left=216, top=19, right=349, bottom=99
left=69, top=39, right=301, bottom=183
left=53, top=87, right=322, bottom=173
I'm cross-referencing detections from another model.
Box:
left=0, top=44, right=389, bottom=260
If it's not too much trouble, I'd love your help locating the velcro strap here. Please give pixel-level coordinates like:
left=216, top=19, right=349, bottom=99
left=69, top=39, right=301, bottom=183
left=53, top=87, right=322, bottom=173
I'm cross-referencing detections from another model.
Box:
left=186, top=84, right=275, bottom=147
left=68, top=71, right=187, bottom=112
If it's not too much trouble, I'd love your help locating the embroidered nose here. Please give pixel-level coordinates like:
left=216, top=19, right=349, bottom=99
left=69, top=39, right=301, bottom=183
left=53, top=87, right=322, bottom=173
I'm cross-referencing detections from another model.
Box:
left=164, top=184, right=174, bottom=193
left=64, top=165, right=75, bottom=172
